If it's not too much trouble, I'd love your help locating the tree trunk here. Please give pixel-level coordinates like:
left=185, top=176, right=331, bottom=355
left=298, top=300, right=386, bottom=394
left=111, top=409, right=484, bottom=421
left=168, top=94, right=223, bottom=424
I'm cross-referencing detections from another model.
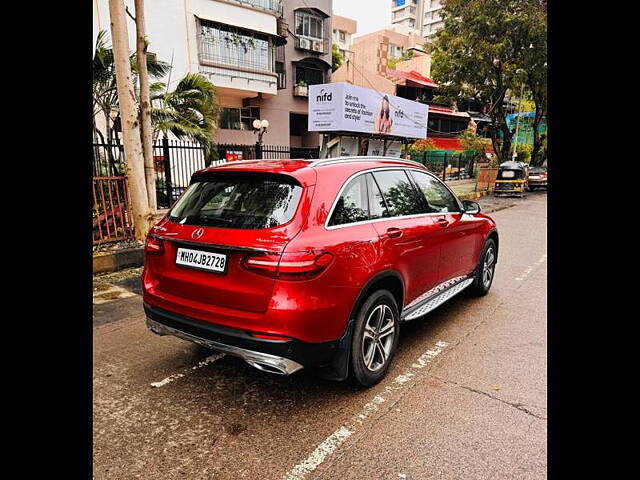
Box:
left=135, top=0, right=157, bottom=212
left=530, top=102, right=545, bottom=167
left=109, top=0, right=152, bottom=241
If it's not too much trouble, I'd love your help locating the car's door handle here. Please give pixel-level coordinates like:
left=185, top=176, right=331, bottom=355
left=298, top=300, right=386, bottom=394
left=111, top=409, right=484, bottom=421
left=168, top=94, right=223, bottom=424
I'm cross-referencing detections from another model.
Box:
left=436, top=218, right=450, bottom=227
left=386, top=227, right=403, bottom=239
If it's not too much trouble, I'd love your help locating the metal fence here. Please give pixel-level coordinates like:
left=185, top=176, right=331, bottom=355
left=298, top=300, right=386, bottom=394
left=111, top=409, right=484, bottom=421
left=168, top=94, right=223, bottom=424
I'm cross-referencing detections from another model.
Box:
left=93, top=176, right=134, bottom=245
left=93, top=141, right=321, bottom=217
left=409, top=151, right=476, bottom=181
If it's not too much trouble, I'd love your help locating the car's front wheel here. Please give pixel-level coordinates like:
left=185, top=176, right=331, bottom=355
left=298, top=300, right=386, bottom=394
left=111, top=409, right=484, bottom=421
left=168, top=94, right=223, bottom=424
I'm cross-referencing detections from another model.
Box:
left=350, top=290, right=400, bottom=387
left=468, top=238, right=497, bottom=296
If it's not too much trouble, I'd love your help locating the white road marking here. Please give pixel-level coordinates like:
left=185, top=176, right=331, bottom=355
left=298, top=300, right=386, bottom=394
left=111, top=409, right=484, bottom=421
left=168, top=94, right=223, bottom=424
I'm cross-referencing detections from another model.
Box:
left=283, top=341, right=448, bottom=480
left=93, top=285, right=137, bottom=305
left=515, top=253, right=547, bottom=281
left=150, top=353, right=226, bottom=388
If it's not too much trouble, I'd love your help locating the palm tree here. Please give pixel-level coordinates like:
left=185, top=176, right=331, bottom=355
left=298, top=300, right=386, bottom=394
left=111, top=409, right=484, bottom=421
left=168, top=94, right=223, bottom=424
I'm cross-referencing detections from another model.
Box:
left=93, top=29, right=170, bottom=148
left=151, top=73, right=220, bottom=164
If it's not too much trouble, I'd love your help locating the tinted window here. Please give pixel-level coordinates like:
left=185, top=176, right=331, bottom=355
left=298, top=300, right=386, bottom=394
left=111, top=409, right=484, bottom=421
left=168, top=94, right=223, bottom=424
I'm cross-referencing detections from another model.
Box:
left=409, top=171, right=459, bottom=213
left=372, top=170, right=427, bottom=217
left=328, top=175, right=369, bottom=226
left=169, top=173, right=302, bottom=230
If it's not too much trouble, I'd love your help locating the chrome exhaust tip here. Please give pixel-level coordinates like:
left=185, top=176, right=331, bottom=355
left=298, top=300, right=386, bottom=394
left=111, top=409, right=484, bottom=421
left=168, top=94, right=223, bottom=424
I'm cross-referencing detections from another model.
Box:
left=146, top=317, right=304, bottom=376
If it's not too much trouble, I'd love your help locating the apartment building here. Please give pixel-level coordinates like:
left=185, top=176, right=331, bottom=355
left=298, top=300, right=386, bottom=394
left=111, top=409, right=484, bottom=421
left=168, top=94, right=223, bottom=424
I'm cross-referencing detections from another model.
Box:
left=332, top=15, right=357, bottom=61
left=391, top=0, right=444, bottom=40
left=93, top=0, right=332, bottom=150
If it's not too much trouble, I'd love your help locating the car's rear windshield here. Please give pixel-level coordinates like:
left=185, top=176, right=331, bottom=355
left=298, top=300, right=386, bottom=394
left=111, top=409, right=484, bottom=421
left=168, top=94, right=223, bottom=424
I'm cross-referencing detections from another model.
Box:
left=497, top=169, right=523, bottom=180
left=169, top=172, right=303, bottom=230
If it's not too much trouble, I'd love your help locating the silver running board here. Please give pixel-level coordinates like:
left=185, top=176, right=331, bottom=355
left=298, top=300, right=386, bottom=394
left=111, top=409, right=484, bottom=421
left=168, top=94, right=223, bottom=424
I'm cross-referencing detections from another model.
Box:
left=402, top=278, right=474, bottom=321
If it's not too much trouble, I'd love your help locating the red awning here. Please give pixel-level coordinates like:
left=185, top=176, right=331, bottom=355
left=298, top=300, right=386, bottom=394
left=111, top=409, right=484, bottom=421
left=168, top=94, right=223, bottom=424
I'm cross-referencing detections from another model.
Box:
left=430, top=137, right=495, bottom=154
left=387, top=69, right=440, bottom=88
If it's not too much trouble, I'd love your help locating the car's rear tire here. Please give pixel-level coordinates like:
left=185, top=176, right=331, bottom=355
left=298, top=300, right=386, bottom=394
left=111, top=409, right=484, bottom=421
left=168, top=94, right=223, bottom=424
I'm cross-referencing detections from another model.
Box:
left=350, top=290, right=400, bottom=387
left=468, top=238, right=497, bottom=297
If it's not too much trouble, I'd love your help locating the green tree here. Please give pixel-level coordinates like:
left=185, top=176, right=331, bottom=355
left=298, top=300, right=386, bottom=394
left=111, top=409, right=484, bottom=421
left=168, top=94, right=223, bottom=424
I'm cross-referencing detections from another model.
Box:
left=458, top=130, right=490, bottom=162
left=387, top=49, right=414, bottom=69
left=429, top=0, right=546, bottom=164
left=151, top=73, right=220, bottom=164
left=93, top=29, right=170, bottom=147
left=332, top=43, right=344, bottom=72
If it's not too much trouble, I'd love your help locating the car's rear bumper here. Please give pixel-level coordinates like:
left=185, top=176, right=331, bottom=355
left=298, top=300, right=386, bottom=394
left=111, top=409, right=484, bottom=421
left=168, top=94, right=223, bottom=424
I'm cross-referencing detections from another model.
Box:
left=144, top=303, right=340, bottom=374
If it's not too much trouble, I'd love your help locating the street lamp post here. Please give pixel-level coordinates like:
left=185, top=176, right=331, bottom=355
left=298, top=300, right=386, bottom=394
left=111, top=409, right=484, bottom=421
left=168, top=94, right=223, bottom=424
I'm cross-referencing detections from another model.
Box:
left=253, top=119, right=269, bottom=159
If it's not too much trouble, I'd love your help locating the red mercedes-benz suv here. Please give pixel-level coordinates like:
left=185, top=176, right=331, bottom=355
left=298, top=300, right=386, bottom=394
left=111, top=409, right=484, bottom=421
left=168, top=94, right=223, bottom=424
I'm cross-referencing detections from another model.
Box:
left=143, top=157, right=498, bottom=386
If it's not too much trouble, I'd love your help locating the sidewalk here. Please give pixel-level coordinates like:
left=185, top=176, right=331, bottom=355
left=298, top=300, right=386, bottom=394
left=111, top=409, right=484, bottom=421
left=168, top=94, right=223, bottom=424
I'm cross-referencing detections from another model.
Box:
left=447, top=179, right=488, bottom=201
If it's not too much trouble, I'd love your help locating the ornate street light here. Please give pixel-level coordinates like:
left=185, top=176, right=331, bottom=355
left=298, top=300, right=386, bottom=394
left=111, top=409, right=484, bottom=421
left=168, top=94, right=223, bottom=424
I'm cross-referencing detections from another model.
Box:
left=253, top=119, right=269, bottom=159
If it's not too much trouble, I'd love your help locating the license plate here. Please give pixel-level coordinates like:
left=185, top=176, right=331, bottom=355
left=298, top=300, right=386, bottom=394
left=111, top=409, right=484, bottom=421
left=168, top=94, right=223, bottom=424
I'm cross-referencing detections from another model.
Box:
left=176, top=247, right=227, bottom=273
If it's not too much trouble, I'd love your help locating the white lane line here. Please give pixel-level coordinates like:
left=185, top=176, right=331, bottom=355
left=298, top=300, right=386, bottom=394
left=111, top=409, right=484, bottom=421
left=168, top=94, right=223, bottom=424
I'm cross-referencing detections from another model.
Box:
left=515, top=253, right=547, bottom=281
left=150, top=353, right=226, bottom=388
left=283, top=340, right=448, bottom=480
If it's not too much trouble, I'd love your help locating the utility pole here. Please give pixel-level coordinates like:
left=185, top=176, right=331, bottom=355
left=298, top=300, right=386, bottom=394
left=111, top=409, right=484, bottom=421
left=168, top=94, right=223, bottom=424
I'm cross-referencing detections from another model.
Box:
left=109, top=0, right=152, bottom=241
left=134, top=0, right=157, bottom=212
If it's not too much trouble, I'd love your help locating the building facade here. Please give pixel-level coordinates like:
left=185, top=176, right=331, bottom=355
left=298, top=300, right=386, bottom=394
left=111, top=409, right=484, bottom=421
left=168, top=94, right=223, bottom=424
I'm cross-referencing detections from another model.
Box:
left=391, top=0, right=444, bottom=40
left=332, top=15, right=357, bottom=61
left=243, top=0, right=333, bottom=149
left=93, top=0, right=332, bottom=149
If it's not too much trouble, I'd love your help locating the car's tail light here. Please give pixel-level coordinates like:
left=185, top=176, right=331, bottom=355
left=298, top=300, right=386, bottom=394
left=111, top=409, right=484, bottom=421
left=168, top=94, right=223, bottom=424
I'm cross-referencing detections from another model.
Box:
left=242, top=251, right=333, bottom=280
left=145, top=234, right=165, bottom=255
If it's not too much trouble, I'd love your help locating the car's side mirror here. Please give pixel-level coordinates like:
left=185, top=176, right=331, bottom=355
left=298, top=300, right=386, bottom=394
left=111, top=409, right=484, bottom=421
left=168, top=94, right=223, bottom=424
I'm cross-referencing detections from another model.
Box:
left=463, top=200, right=481, bottom=214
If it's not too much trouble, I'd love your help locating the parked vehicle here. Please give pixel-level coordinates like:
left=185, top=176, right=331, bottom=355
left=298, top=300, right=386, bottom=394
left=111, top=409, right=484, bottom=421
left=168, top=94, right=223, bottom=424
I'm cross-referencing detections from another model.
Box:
left=527, top=166, right=548, bottom=190
left=143, top=157, right=499, bottom=386
left=494, top=161, right=529, bottom=197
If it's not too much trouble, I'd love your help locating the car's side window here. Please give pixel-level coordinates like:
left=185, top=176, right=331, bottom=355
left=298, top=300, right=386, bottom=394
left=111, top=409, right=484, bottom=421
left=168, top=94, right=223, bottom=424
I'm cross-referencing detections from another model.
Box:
left=371, top=170, right=427, bottom=217
left=409, top=171, right=460, bottom=213
left=328, top=175, right=370, bottom=226
left=366, top=173, right=390, bottom=219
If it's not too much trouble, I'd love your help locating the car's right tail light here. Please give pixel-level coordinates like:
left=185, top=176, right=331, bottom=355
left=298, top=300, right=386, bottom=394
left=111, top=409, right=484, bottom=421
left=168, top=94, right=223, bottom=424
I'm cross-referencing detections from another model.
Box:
left=242, top=251, right=334, bottom=281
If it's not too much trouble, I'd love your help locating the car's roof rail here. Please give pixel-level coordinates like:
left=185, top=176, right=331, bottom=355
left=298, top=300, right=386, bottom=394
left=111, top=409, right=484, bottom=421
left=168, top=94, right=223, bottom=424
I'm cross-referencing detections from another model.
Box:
left=308, top=156, right=425, bottom=169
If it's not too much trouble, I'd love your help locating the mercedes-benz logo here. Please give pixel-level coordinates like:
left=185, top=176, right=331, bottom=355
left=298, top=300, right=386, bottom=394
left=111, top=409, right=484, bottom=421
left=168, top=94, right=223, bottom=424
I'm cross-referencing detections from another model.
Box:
left=192, top=228, right=204, bottom=240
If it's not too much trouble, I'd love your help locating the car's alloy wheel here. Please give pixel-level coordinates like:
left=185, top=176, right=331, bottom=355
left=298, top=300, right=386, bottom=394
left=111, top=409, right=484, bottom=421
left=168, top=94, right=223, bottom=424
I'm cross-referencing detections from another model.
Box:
left=361, top=305, right=395, bottom=372
left=468, top=238, right=497, bottom=297
left=350, top=290, right=399, bottom=386
left=482, top=246, right=496, bottom=289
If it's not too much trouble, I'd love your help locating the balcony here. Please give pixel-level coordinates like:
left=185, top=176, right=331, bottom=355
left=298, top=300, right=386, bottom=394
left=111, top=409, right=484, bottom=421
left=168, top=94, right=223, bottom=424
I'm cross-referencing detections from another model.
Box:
left=224, top=0, right=283, bottom=16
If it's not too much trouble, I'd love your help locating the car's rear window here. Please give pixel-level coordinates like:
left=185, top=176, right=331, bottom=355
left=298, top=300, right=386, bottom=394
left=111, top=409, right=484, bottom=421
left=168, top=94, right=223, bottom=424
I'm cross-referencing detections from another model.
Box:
left=169, top=173, right=303, bottom=230
left=498, top=170, right=521, bottom=179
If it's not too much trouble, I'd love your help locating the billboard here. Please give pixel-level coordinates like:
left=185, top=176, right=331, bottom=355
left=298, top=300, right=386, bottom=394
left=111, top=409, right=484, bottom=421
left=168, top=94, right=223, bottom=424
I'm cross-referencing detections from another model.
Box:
left=308, top=83, right=428, bottom=139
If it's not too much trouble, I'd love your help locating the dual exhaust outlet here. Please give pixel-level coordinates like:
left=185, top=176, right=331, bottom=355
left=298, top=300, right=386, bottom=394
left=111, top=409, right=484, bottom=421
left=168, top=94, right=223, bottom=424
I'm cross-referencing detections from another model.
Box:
left=146, top=318, right=304, bottom=376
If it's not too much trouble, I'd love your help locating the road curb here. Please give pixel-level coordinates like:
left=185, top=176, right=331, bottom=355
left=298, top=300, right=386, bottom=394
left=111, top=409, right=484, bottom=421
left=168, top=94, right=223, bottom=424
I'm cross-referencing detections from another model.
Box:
left=93, top=248, right=144, bottom=275
left=456, top=189, right=492, bottom=201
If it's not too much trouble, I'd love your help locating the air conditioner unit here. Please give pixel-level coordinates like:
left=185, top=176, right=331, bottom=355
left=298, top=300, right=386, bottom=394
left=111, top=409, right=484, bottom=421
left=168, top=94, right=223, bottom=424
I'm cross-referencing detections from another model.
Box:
left=299, top=38, right=311, bottom=50
left=311, top=40, right=323, bottom=53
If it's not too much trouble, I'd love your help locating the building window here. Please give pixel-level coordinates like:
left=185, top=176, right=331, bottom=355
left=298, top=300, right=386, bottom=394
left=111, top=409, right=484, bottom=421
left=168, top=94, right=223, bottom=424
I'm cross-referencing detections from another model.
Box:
left=295, top=59, right=325, bottom=86
left=295, top=10, right=324, bottom=40
left=276, top=62, right=286, bottom=89
left=339, top=30, right=346, bottom=43
left=218, top=107, right=260, bottom=130
left=199, top=20, right=275, bottom=73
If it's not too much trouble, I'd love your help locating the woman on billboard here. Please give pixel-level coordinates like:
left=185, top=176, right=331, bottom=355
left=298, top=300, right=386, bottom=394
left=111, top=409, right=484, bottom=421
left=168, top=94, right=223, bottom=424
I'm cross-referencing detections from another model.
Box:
left=374, top=95, right=394, bottom=134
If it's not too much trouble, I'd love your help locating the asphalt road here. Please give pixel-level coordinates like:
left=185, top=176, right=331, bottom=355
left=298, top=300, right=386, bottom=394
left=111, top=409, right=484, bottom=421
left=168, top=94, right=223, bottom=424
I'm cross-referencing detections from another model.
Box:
left=93, top=192, right=547, bottom=480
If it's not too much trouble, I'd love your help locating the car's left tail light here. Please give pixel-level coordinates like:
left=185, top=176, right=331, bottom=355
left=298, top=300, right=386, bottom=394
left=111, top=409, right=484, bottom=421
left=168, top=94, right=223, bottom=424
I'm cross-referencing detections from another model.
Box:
left=145, top=234, right=165, bottom=255
left=242, top=251, right=333, bottom=281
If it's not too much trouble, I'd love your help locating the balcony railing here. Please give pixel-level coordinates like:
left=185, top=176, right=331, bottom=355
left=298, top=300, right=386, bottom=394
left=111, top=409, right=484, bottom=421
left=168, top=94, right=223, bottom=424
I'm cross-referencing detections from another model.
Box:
left=199, top=21, right=275, bottom=74
left=225, top=0, right=283, bottom=16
